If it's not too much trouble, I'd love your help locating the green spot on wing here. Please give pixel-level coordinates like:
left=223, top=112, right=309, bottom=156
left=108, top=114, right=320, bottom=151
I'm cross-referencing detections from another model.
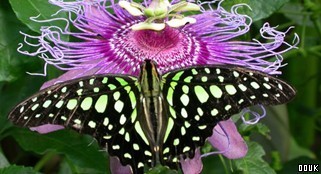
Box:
left=172, top=71, right=184, bottom=81
left=108, top=84, right=117, bottom=90
left=129, top=91, right=136, bottom=109
left=164, top=117, right=174, bottom=142
left=116, top=77, right=129, bottom=86
left=134, top=122, right=149, bottom=145
left=169, top=106, right=177, bottom=119
left=194, top=85, right=209, bottom=103
left=210, top=85, right=223, bottom=98
left=42, top=100, right=52, bottom=108
left=81, top=97, right=93, bottom=110
left=167, top=87, right=174, bottom=106
left=182, top=85, right=189, bottom=94
left=184, top=76, right=193, bottom=83
left=93, top=87, right=100, bottom=93
left=131, top=109, right=137, bottom=123
left=102, top=77, right=108, bottom=84
left=124, top=86, right=131, bottom=93
left=95, top=95, right=108, bottom=113
left=191, top=69, right=198, bottom=75
left=66, top=99, right=78, bottom=110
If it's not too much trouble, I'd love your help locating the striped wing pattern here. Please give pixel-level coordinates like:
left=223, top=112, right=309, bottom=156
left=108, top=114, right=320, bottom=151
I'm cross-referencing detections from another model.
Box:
left=160, top=65, right=295, bottom=168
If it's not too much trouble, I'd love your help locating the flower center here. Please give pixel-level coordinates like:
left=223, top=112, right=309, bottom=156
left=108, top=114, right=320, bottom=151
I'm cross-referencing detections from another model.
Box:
left=132, top=27, right=180, bottom=51
left=108, top=23, right=209, bottom=75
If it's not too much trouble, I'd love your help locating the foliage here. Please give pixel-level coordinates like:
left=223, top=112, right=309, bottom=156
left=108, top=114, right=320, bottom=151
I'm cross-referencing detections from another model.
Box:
left=1, top=0, right=320, bottom=173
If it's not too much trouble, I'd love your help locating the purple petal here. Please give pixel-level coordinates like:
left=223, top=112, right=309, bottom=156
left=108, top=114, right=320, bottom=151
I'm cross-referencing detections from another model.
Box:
left=109, top=156, right=132, bottom=174
left=30, top=124, right=65, bottom=134
left=180, top=148, right=203, bottom=174
left=208, top=119, right=248, bottom=159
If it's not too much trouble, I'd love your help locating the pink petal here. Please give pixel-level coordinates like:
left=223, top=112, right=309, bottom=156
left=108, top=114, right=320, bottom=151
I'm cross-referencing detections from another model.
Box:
left=208, top=119, right=248, bottom=159
left=30, top=124, right=65, bottom=134
left=40, top=66, right=102, bottom=89
left=109, top=156, right=132, bottom=174
left=180, top=148, right=203, bottom=174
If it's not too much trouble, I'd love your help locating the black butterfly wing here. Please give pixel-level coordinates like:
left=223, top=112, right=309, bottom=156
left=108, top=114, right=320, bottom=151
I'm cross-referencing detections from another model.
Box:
left=160, top=65, right=296, bottom=169
left=8, top=75, right=151, bottom=174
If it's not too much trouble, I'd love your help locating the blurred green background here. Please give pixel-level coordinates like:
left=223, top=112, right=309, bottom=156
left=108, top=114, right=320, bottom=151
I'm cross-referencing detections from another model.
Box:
left=0, top=0, right=320, bottom=173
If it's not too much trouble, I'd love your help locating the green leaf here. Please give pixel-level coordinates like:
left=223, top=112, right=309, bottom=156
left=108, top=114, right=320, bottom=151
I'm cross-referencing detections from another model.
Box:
left=0, top=148, right=10, bottom=168
left=57, top=159, right=73, bottom=174
left=288, top=137, right=315, bottom=160
left=279, top=2, right=310, bottom=26
left=239, top=122, right=271, bottom=138
left=9, top=0, right=68, bottom=34
left=234, top=141, right=276, bottom=174
left=0, top=0, right=65, bottom=83
left=0, top=165, right=40, bottom=174
left=202, top=155, right=227, bottom=174
left=0, top=115, right=11, bottom=140
left=11, top=128, right=107, bottom=173
left=146, top=165, right=178, bottom=174
left=0, top=0, right=40, bottom=82
left=0, top=74, right=46, bottom=120
left=221, top=0, right=289, bottom=21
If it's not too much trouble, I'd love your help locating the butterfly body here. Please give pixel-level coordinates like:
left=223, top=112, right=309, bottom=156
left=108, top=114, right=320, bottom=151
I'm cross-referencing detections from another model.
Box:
left=9, top=60, right=296, bottom=174
left=138, top=60, right=168, bottom=167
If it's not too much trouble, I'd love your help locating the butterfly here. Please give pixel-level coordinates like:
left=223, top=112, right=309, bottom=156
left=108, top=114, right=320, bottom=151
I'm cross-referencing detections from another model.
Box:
left=8, top=60, right=296, bottom=173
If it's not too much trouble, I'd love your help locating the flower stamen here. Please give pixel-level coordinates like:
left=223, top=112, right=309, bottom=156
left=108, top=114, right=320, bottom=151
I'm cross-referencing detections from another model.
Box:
left=118, top=1, right=144, bottom=16
left=119, top=0, right=200, bottom=31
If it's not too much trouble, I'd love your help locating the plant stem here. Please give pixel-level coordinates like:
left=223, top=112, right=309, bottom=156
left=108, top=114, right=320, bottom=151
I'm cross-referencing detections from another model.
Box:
left=34, top=151, right=56, bottom=172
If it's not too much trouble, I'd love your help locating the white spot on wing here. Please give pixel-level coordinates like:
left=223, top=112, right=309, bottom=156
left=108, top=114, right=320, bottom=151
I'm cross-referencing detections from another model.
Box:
left=197, top=107, right=203, bottom=116
left=211, top=108, right=218, bottom=116
left=238, top=84, right=247, bottom=91
left=112, top=145, right=120, bottom=150
left=88, top=121, right=96, bottom=128
left=20, top=106, right=24, bottom=113
left=119, top=114, right=127, bottom=125
left=250, top=82, right=260, bottom=89
left=103, top=117, right=109, bottom=126
left=114, top=100, right=124, bottom=113
left=263, top=83, right=271, bottom=89
left=225, top=105, right=232, bottom=111
left=180, top=94, right=189, bottom=106
left=216, top=68, right=221, bottom=74
left=61, top=87, right=67, bottom=93
left=278, top=83, right=283, bottom=90
left=225, top=85, right=237, bottom=95
left=181, top=108, right=188, bottom=118
left=233, top=71, right=239, bottom=77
